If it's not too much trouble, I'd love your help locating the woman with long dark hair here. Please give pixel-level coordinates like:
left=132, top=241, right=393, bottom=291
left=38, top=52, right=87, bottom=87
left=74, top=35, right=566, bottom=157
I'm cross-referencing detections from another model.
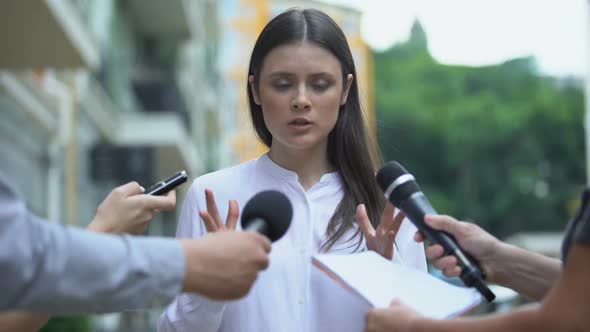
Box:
left=159, top=8, right=426, bottom=332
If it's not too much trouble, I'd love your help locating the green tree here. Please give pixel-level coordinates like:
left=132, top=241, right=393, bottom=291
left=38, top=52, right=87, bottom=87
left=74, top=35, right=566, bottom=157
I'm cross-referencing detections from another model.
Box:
left=374, top=20, right=585, bottom=237
left=40, top=316, right=90, bottom=332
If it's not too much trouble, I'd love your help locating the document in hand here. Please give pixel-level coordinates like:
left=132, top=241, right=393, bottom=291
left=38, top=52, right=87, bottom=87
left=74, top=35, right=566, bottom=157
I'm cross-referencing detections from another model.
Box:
left=311, top=251, right=481, bottom=325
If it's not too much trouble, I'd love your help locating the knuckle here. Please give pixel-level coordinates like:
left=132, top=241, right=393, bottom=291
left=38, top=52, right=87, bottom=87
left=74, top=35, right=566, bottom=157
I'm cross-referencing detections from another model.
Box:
left=258, top=256, right=270, bottom=269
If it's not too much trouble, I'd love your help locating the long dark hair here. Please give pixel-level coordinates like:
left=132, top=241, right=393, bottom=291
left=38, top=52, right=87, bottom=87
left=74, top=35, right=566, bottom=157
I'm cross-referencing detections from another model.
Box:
left=247, top=8, right=385, bottom=251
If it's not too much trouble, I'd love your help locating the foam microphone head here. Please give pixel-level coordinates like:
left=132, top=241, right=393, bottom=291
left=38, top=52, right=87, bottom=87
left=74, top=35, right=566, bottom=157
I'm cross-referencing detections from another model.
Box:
left=376, top=161, right=422, bottom=204
left=240, top=190, right=292, bottom=242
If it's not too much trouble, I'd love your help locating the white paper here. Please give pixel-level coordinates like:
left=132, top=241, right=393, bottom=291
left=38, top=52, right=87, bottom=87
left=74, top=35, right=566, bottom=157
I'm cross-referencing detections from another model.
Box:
left=312, top=251, right=482, bottom=321
left=310, top=266, right=372, bottom=332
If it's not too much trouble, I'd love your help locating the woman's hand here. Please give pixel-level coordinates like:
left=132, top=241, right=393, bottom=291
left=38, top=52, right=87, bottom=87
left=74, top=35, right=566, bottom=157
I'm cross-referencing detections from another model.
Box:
left=356, top=202, right=404, bottom=260
left=199, top=188, right=240, bottom=232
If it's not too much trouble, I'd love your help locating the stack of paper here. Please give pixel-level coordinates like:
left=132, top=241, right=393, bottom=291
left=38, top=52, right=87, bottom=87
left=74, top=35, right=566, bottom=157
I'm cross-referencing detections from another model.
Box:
left=310, top=251, right=482, bottom=331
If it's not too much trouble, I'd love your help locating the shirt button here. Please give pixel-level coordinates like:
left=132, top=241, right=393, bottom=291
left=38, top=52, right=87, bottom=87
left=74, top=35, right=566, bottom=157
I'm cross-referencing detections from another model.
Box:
left=298, top=298, right=305, bottom=304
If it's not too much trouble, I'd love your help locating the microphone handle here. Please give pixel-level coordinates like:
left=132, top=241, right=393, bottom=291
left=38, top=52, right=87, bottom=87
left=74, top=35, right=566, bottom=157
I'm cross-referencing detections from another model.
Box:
left=244, top=218, right=270, bottom=238
left=396, top=192, right=496, bottom=302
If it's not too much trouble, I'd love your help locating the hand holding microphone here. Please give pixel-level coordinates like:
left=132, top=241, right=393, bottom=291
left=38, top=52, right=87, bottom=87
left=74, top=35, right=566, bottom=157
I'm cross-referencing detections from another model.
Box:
left=189, top=189, right=292, bottom=300
left=415, top=215, right=501, bottom=282
left=376, top=161, right=496, bottom=302
left=199, top=188, right=292, bottom=241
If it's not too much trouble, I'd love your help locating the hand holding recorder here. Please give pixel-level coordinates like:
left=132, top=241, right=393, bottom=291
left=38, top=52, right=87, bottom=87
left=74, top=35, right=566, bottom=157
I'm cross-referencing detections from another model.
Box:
left=88, top=171, right=187, bottom=234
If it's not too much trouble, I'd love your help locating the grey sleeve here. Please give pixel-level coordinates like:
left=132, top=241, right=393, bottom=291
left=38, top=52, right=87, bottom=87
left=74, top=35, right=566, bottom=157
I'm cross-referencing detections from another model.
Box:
left=0, top=178, right=185, bottom=314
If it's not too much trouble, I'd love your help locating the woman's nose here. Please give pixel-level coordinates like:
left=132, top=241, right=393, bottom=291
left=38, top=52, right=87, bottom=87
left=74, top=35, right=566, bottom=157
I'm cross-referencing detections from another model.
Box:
left=291, top=86, right=311, bottom=110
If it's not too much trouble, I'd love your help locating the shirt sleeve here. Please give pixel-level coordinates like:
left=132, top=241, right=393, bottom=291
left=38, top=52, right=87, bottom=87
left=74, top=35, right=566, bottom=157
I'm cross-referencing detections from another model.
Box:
left=158, top=183, right=226, bottom=332
left=0, top=177, right=185, bottom=314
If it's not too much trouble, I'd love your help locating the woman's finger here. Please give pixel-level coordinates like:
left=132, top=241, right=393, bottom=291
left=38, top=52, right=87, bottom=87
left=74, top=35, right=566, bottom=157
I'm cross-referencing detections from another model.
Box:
left=391, top=209, right=404, bottom=235
left=355, top=204, right=375, bottom=238
left=377, top=202, right=396, bottom=234
left=204, top=189, right=223, bottom=229
left=414, top=231, right=425, bottom=243
left=226, top=200, right=240, bottom=230
left=199, top=210, right=217, bottom=232
left=383, top=229, right=396, bottom=260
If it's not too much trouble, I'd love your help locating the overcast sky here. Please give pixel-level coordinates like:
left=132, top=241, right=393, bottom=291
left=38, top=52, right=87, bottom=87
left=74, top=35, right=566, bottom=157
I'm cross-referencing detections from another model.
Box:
left=325, top=0, right=588, bottom=77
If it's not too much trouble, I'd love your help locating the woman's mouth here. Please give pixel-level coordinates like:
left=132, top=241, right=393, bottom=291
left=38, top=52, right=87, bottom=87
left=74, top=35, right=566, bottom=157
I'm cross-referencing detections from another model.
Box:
left=289, top=118, right=311, bottom=126
left=289, top=118, right=312, bottom=130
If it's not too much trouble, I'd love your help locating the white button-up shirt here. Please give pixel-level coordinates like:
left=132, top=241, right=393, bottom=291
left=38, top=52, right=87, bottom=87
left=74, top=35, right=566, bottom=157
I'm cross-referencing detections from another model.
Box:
left=159, top=154, right=426, bottom=332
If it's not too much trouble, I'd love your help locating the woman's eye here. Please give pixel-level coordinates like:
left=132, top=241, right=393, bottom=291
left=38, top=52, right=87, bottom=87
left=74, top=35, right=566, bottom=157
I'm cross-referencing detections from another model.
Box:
left=272, top=80, right=291, bottom=90
left=311, top=80, right=331, bottom=92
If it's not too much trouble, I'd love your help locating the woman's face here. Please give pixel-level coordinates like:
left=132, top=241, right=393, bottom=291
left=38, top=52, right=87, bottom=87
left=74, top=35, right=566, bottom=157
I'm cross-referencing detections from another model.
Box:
left=250, top=42, right=353, bottom=153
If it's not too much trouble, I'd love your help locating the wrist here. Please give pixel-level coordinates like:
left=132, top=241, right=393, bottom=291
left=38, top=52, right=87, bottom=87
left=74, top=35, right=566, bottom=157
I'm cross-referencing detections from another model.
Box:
left=486, top=241, right=515, bottom=285
left=87, top=218, right=113, bottom=233
left=179, top=240, right=192, bottom=291
left=179, top=240, right=204, bottom=294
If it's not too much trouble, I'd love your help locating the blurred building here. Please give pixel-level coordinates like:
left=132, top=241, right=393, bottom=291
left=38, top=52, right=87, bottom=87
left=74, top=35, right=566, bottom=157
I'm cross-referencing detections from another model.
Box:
left=0, top=0, right=374, bottom=330
left=218, top=0, right=269, bottom=162
left=0, top=0, right=229, bottom=225
left=0, top=0, right=226, bottom=330
left=219, top=0, right=375, bottom=162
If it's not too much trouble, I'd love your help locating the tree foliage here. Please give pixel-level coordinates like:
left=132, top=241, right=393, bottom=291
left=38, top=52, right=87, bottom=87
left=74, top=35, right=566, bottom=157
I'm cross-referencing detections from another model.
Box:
left=374, top=21, right=585, bottom=237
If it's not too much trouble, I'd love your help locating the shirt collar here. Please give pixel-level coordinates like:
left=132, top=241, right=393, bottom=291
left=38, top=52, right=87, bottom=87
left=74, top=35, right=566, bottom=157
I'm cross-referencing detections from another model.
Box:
left=257, top=153, right=341, bottom=188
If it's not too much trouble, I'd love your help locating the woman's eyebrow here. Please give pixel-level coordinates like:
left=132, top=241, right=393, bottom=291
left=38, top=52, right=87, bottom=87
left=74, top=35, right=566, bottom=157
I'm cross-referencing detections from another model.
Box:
left=308, top=72, right=335, bottom=79
left=266, top=71, right=335, bottom=79
left=267, top=71, right=295, bottom=78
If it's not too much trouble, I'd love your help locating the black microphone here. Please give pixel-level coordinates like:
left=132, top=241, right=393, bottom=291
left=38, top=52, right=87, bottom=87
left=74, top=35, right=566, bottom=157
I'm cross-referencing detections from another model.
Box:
left=376, top=161, right=496, bottom=302
left=240, top=190, right=292, bottom=242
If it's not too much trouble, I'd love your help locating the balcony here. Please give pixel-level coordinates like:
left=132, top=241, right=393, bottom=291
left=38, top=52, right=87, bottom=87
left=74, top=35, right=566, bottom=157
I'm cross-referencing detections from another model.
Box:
left=0, top=72, right=57, bottom=133
left=80, top=76, right=203, bottom=179
left=0, top=0, right=99, bottom=69
left=127, top=0, right=195, bottom=41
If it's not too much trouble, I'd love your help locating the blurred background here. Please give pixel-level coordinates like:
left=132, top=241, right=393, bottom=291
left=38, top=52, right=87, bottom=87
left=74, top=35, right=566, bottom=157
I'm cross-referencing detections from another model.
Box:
left=0, top=0, right=587, bottom=330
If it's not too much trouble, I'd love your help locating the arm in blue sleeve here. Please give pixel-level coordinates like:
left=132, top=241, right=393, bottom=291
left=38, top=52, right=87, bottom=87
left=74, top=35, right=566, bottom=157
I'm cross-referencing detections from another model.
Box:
left=0, top=177, right=185, bottom=314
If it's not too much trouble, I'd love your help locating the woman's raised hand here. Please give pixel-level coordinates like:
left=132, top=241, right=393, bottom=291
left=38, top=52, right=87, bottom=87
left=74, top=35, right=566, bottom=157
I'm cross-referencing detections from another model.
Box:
left=199, top=188, right=240, bottom=232
left=356, top=202, right=404, bottom=260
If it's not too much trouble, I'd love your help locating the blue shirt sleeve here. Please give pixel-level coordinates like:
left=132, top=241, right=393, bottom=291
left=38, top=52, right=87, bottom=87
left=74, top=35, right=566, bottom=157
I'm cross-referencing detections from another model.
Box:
left=0, top=176, right=185, bottom=314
